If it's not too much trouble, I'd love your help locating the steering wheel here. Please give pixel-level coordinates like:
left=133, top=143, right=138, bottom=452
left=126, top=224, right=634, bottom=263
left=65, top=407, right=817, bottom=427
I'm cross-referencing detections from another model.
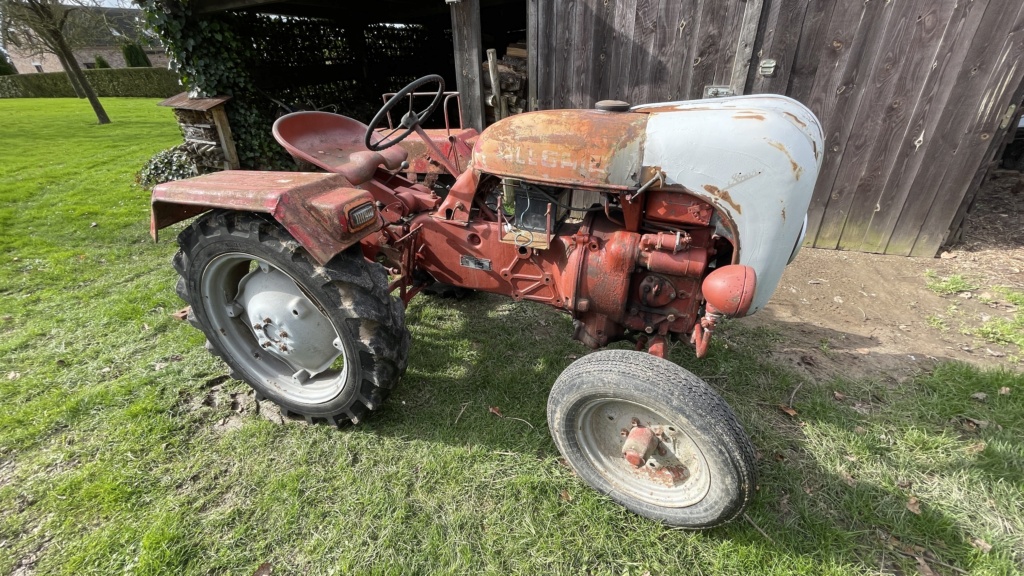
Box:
left=365, top=75, right=446, bottom=152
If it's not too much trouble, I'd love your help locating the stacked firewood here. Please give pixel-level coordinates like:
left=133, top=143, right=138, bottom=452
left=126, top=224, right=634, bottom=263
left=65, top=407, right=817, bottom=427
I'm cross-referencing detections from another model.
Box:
left=483, top=42, right=529, bottom=123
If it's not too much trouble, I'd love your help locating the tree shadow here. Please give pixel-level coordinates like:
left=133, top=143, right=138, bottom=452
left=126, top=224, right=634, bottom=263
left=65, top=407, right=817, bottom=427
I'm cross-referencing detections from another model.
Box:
left=339, top=292, right=1023, bottom=573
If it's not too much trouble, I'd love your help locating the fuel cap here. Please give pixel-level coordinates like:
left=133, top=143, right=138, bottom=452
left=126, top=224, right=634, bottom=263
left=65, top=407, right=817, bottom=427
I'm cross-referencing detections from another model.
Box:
left=595, top=100, right=631, bottom=112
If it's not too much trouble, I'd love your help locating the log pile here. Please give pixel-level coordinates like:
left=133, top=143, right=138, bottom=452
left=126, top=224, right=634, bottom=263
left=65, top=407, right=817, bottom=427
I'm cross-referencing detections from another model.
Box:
left=483, top=42, right=529, bottom=123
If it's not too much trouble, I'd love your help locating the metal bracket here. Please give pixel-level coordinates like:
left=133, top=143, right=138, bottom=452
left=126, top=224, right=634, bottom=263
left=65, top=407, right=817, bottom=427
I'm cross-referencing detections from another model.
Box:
left=999, top=104, right=1018, bottom=130
left=759, top=59, right=778, bottom=77
left=703, top=85, right=735, bottom=99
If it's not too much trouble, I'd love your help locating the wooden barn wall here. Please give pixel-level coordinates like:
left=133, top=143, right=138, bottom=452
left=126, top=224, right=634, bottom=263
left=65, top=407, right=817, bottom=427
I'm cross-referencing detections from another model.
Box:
left=529, top=0, right=749, bottom=109
left=529, top=0, right=1024, bottom=256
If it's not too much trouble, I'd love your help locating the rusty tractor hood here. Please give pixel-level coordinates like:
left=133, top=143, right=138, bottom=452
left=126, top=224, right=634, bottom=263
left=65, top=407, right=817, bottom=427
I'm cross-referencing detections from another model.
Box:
left=471, top=109, right=648, bottom=190
left=474, top=95, right=825, bottom=315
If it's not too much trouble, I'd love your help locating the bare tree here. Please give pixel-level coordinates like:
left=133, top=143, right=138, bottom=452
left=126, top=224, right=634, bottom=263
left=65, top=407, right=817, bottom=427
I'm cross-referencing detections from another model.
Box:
left=1, top=0, right=110, bottom=124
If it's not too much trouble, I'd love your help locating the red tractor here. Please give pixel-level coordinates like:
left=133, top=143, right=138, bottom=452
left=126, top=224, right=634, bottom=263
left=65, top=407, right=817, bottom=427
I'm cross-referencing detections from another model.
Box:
left=152, top=75, right=823, bottom=528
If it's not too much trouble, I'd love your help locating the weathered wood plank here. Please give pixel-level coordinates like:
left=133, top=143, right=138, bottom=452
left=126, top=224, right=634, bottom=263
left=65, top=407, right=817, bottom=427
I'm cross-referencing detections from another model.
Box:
left=589, top=0, right=615, bottom=103
left=883, top=0, right=1024, bottom=255
left=670, top=0, right=703, bottom=100
left=552, top=0, right=578, bottom=108
left=801, top=0, right=893, bottom=246
left=752, top=0, right=809, bottom=95
left=848, top=0, right=982, bottom=252
left=828, top=0, right=955, bottom=251
left=527, top=0, right=538, bottom=110
left=689, top=0, right=730, bottom=98
left=947, top=80, right=1024, bottom=241
left=711, top=0, right=746, bottom=88
left=535, top=0, right=557, bottom=109
left=907, top=9, right=1024, bottom=256
left=606, top=0, right=639, bottom=101
left=649, top=0, right=684, bottom=102
left=627, top=0, right=660, bottom=104
left=730, top=0, right=765, bottom=95
left=450, top=0, right=484, bottom=131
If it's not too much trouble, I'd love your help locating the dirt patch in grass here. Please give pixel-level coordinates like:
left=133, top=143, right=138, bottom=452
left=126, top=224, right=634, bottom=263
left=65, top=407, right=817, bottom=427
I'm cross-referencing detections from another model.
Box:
left=742, top=173, right=1024, bottom=383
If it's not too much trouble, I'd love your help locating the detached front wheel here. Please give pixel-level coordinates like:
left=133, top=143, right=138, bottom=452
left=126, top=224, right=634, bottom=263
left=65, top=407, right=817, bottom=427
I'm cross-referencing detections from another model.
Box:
left=174, top=211, right=409, bottom=425
left=547, top=350, right=757, bottom=527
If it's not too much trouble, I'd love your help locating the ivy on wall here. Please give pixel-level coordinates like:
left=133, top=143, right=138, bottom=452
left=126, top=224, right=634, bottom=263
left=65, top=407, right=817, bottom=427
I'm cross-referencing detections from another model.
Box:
left=139, top=0, right=455, bottom=171
left=140, top=0, right=290, bottom=169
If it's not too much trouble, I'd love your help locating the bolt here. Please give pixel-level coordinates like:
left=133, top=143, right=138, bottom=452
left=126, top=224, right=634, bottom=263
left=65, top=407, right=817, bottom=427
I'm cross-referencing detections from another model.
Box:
left=630, top=417, right=640, bottom=428
left=620, top=428, right=629, bottom=437
left=645, top=326, right=654, bottom=334
left=279, top=331, right=289, bottom=338
left=667, top=314, right=677, bottom=322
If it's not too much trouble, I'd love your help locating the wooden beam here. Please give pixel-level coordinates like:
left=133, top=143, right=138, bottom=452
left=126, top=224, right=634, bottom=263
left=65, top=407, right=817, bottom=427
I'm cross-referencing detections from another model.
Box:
left=450, top=0, right=485, bottom=131
left=730, top=0, right=764, bottom=95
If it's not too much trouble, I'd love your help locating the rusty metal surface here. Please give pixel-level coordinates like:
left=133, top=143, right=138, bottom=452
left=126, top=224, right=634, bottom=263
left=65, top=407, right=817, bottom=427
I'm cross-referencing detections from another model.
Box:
left=472, top=109, right=647, bottom=191
left=151, top=170, right=378, bottom=265
left=392, top=128, right=477, bottom=176
left=273, top=112, right=407, bottom=183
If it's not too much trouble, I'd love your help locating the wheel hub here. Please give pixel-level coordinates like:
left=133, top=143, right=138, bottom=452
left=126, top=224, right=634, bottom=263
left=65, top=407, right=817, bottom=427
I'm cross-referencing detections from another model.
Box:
left=237, top=263, right=342, bottom=375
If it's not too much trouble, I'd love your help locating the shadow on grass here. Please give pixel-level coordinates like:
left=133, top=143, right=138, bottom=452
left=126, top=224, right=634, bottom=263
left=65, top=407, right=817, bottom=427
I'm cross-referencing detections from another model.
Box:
left=308, top=292, right=1022, bottom=574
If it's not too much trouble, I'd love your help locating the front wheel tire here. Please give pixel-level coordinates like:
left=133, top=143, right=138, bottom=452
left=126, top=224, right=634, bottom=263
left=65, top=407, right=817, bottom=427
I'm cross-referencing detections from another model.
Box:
left=174, top=211, right=409, bottom=425
left=547, top=350, right=757, bottom=527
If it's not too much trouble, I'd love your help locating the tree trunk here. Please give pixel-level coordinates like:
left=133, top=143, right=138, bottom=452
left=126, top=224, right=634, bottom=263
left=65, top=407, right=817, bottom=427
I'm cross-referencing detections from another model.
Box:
left=55, top=50, right=86, bottom=98
left=55, top=35, right=109, bottom=124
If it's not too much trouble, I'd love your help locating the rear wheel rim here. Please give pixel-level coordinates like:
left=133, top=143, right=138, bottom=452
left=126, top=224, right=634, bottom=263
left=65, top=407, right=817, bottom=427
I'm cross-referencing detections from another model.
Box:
left=576, top=397, right=712, bottom=508
left=201, top=252, right=349, bottom=405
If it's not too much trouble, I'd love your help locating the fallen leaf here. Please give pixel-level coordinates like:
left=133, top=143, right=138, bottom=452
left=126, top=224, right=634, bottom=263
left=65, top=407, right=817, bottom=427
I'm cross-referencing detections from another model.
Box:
left=6, top=372, right=20, bottom=381
left=914, top=555, right=938, bottom=576
left=171, top=307, right=190, bottom=321
left=774, top=453, right=786, bottom=462
left=971, top=392, right=988, bottom=402
left=985, top=348, right=1006, bottom=358
left=142, top=323, right=151, bottom=332
left=896, top=480, right=912, bottom=489
left=967, top=441, right=987, bottom=454
left=565, top=354, right=578, bottom=360
left=798, top=355, right=817, bottom=367
left=803, top=485, right=814, bottom=495
left=844, top=455, right=857, bottom=462
left=939, top=251, right=956, bottom=259
left=559, top=490, right=572, bottom=502
left=841, top=471, right=856, bottom=487
left=253, top=562, right=273, bottom=576
left=999, top=387, right=1011, bottom=396
left=168, top=354, right=184, bottom=362
left=907, top=496, right=922, bottom=515
left=778, top=404, right=798, bottom=417
left=488, top=406, right=504, bottom=418
left=853, top=426, right=867, bottom=434
left=90, top=222, right=98, bottom=228
left=153, top=363, right=168, bottom=371
left=833, top=391, right=847, bottom=401
left=970, top=537, right=992, bottom=553
left=100, top=367, right=111, bottom=373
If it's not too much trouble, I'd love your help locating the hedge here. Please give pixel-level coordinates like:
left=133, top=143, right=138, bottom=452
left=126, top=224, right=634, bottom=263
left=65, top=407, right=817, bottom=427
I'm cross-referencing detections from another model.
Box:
left=0, top=68, right=181, bottom=98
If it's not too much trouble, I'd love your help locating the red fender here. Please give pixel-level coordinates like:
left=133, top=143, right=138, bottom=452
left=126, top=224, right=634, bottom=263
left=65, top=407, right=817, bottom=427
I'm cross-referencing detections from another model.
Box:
left=151, top=170, right=379, bottom=265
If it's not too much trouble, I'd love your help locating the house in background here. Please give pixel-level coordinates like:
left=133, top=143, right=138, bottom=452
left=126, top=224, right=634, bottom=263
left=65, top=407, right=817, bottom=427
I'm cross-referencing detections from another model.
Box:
left=6, top=5, right=167, bottom=73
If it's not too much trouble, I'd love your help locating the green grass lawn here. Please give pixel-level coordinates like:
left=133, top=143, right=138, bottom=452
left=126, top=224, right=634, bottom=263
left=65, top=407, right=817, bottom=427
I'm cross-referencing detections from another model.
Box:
left=1, top=98, right=1022, bottom=575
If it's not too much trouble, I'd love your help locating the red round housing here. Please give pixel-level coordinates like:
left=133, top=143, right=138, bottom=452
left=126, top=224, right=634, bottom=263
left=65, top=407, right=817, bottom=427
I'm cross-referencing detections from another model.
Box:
left=701, top=265, right=757, bottom=317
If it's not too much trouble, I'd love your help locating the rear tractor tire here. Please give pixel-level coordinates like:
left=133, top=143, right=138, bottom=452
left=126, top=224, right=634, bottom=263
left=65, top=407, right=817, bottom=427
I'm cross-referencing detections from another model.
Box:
left=547, top=350, right=757, bottom=528
left=173, top=211, right=409, bottom=425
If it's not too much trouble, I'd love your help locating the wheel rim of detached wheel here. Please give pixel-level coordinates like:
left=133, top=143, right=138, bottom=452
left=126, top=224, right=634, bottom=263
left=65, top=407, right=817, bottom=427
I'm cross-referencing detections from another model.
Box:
left=577, top=397, right=711, bottom=507
left=201, top=252, right=348, bottom=404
